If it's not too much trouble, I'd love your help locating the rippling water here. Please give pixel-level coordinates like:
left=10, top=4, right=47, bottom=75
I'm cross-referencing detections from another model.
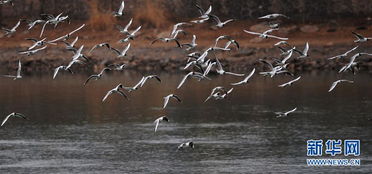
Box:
left=0, top=71, right=371, bottom=173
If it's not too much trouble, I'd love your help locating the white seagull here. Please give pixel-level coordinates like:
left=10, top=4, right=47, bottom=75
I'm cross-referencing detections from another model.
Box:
left=215, top=58, right=244, bottom=76
left=275, top=108, right=297, bottom=118
left=89, top=42, right=111, bottom=54
left=2, top=60, right=22, bottom=80
left=119, top=26, right=142, bottom=43
left=352, top=31, right=372, bottom=43
left=243, top=29, right=288, bottom=40
left=181, top=34, right=197, bottom=51
left=113, top=1, right=125, bottom=17
left=328, top=46, right=358, bottom=60
left=53, top=65, right=73, bottom=79
left=258, top=13, right=289, bottom=19
left=110, top=43, right=131, bottom=58
left=116, top=18, right=133, bottom=35
left=328, top=79, right=354, bottom=92
left=177, top=141, right=194, bottom=150
left=139, top=75, right=161, bottom=87
left=102, top=84, right=128, bottom=102
left=293, top=42, right=309, bottom=58
left=278, top=76, right=301, bottom=87
left=209, top=14, right=234, bottom=28
left=19, top=45, right=47, bottom=56
left=177, top=71, right=211, bottom=89
left=230, top=68, right=256, bottom=86
left=163, top=94, right=182, bottom=109
left=84, top=68, right=111, bottom=86
left=1, top=112, right=27, bottom=127
left=2, top=20, right=20, bottom=36
left=154, top=116, right=169, bottom=133
left=196, top=4, right=212, bottom=19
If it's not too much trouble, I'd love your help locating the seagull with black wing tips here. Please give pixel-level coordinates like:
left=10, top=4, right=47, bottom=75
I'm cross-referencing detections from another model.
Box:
left=275, top=49, right=293, bottom=65
left=40, top=13, right=69, bottom=37
left=204, top=87, right=233, bottom=102
left=352, top=31, right=372, bottom=43
left=122, top=77, right=145, bottom=92
left=278, top=76, right=301, bottom=87
left=116, top=18, right=133, bottom=35
left=215, top=58, right=244, bottom=76
left=328, top=79, right=354, bottom=92
left=293, top=42, right=309, bottom=58
left=26, top=19, right=45, bottom=30
left=181, top=35, right=197, bottom=51
left=26, top=37, right=56, bottom=50
left=208, top=14, right=234, bottom=28
left=48, top=24, right=85, bottom=44
left=339, top=53, right=372, bottom=74
left=196, top=4, right=212, bottom=19
left=244, top=29, right=288, bottom=40
left=65, top=59, right=85, bottom=70
left=258, top=13, right=289, bottom=20
left=328, top=46, right=358, bottom=60
left=214, top=35, right=239, bottom=49
left=19, top=45, right=47, bottom=56
left=2, top=20, right=21, bottom=36
left=231, top=68, right=256, bottom=86
left=110, top=43, right=131, bottom=58
left=203, top=61, right=216, bottom=77
left=163, top=94, right=182, bottom=109
left=119, top=25, right=142, bottom=43
left=53, top=65, right=73, bottom=79
left=152, top=30, right=185, bottom=48
left=274, top=41, right=291, bottom=47
left=170, top=22, right=190, bottom=37
left=275, top=107, right=297, bottom=118
left=139, top=75, right=161, bottom=87
left=1, top=112, right=27, bottom=127
left=204, top=86, right=225, bottom=102
left=113, top=1, right=125, bottom=17
left=177, top=141, right=194, bottom=150
left=2, top=60, right=22, bottom=80
left=62, top=36, right=79, bottom=52
left=71, top=45, right=89, bottom=62
left=177, top=71, right=211, bottom=89
left=154, top=116, right=169, bottom=133
left=102, top=84, right=128, bottom=102
left=84, top=68, right=111, bottom=86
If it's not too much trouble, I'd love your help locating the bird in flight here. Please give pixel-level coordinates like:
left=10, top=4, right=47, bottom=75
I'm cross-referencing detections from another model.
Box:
left=275, top=108, right=297, bottom=118
left=163, top=94, right=182, bottom=109
left=2, top=60, right=22, bottom=80
left=328, top=79, right=354, bottom=92
left=230, top=68, right=256, bottom=86
left=154, top=116, right=169, bottom=133
left=1, top=112, right=28, bottom=127
left=177, top=141, right=194, bottom=150
left=113, top=1, right=125, bottom=17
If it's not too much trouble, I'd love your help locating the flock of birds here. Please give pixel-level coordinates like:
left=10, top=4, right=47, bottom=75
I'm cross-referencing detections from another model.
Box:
left=0, top=1, right=371, bottom=150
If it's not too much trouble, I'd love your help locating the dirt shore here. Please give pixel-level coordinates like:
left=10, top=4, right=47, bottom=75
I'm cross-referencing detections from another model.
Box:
left=1, top=21, right=372, bottom=75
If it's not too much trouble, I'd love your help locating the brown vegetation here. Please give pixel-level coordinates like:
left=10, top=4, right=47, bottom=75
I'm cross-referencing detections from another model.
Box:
left=132, top=0, right=170, bottom=29
left=87, top=0, right=116, bottom=31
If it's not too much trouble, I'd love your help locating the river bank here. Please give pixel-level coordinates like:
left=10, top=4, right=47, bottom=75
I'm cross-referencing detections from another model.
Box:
left=0, top=21, right=372, bottom=75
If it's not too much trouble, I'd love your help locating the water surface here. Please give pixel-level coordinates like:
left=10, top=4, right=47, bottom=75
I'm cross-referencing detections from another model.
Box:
left=0, top=72, right=371, bottom=173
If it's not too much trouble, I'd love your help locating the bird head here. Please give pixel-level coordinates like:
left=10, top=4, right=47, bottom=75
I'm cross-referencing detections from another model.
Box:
left=162, top=116, right=169, bottom=122
left=189, top=142, right=194, bottom=148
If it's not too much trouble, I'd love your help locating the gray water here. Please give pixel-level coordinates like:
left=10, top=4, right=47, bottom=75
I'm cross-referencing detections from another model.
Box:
left=0, top=71, right=371, bottom=173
